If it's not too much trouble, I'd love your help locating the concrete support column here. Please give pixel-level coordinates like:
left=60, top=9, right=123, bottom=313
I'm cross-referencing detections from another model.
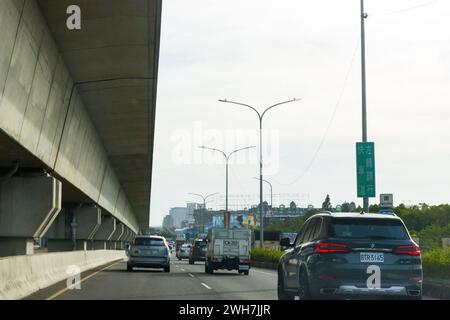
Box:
left=46, top=205, right=73, bottom=252
left=111, top=222, right=124, bottom=241
left=94, top=214, right=116, bottom=250
left=47, top=204, right=106, bottom=251
left=110, top=222, right=124, bottom=250
left=123, top=228, right=131, bottom=243
left=0, top=176, right=62, bottom=256
left=77, top=205, right=102, bottom=239
left=76, top=205, right=101, bottom=250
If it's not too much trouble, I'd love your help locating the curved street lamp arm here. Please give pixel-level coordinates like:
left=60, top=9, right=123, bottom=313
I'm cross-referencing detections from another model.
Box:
left=198, top=145, right=227, bottom=159
left=226, top=146, right=256, bottom=160
left=188, top=192, right=206, bottom=202
left=218, top=99, right=261, bottom=119
left=252, top=176, right=272, bottom=188
left=261, top=98, right=302, bottom=119
left=204, top=192, right=219, bottom=201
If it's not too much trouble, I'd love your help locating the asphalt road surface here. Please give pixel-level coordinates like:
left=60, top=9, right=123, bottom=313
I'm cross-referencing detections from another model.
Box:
left=29, top=253, right=438, bottom=300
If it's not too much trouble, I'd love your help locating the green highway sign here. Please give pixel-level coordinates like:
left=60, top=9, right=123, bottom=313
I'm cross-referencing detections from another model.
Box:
left=356, top=142, right=375, bottom=198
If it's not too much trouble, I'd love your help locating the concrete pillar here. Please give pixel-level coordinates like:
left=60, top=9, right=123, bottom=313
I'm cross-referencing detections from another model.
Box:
left=46, top=206, right=73, bottom=252
left=94, top=215, right=116, bottom=240
left=128, top=229, right=135, bottom=242
left=110, top=222, right=124, bottom=250
left=111, top=222, right=124, bottom=241
left=0, top=176, right=62, bottom=256
left=46, top=203, right=103, bottom=251
left=124, top=228, right=131, bottom=243
left=77, top=205, right=102, bottom=240
left=76, top=205, right=101, bottom=250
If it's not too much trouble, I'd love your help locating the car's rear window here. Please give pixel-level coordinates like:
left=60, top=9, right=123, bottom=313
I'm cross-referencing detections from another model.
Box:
left=134, top=238, right=165, bottom=246
left=330, top=218, right=409, bottom=240
left=195, top=241, right=207, bottom=247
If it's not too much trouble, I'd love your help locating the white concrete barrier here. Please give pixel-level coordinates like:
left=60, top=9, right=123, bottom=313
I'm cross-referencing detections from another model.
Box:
left=0, top=250, right=126, bottom=300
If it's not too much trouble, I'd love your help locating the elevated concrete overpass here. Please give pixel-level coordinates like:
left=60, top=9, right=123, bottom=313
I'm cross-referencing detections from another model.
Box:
left=0, top=0, right=161, bottom=256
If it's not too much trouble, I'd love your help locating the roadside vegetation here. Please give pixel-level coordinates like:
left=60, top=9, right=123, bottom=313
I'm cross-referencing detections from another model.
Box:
left=422, top=247, right=450, bottom=279
left=250, top=247, right=283, bottom=264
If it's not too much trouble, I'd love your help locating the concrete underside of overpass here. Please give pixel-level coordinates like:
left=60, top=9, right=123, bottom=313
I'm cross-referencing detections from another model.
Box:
left=0, top=0, right=161, bottom=255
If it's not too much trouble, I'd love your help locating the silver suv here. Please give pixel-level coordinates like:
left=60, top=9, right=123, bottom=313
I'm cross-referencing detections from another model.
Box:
left=127, top=235, right=170, bottom=272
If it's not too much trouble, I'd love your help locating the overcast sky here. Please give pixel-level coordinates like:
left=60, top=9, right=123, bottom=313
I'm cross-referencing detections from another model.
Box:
left=149, top=0, right=450, bottom=226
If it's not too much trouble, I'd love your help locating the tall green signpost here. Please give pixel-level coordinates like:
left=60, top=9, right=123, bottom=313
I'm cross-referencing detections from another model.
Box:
left=356, top=142, right=375, bottom=198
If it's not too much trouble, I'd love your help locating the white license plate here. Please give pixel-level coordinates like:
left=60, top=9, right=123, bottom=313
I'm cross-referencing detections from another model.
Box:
left=360, top=252, right=384, bottom=263
left=238, top=265, right=249, bottom=270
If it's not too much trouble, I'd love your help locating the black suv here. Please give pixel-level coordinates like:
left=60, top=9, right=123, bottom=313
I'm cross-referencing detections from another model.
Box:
left=277, top=212, right=422, bottom=300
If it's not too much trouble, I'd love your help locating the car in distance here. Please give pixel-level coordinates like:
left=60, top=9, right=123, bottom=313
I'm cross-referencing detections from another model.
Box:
left=176, top=243, right=192, bottom=260
left=277, top=212, right=422, bottom=300
left=127, top=235, right=170, bottom=272
left=189, top=239, right=208, bottom=264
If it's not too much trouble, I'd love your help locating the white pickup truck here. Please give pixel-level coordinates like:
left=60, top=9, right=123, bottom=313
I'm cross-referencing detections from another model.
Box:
left=205, top=228, right=252, bottom=275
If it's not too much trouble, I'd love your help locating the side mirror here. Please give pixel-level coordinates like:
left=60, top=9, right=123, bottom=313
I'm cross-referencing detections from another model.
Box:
left=280, top=237, right=292, bottom=247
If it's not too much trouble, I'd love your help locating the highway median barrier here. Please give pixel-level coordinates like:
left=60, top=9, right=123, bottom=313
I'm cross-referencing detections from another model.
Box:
left=0, top=249, right=126, bottom=300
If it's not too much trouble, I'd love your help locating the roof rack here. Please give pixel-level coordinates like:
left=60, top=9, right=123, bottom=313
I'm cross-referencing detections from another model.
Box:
left=378, top=209, right=397, bottom=216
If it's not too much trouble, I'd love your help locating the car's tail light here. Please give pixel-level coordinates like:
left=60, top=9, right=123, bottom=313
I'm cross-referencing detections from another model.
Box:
left=314, top=242, right=348, bottom=253
left=394, top=244, right=420, bottom=256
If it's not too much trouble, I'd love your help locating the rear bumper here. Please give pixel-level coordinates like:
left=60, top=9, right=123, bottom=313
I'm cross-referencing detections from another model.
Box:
left=128, top=257, right=169, bottom=268
left=311, top=281, right=422, bottom=299
left=211, top=258, right=250, bottom=271
left=191, top=256, right=206, bottom=261
left=309, top=257, right=422, bottom=299
left=177, top=252, right=190, bottom=258
left=334, top=285, right=420, bottom=297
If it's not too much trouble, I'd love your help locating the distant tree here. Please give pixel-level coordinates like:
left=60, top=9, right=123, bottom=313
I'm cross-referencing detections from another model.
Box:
left=322, top=194, right=332, bottom=210
left=266, top=216, right=305, bottom=233
left=263, top=201, right=269, bottom=212
left=258, top=201, right=270, bottom=212
left=290, top=201, right=297, bottom=211
left=341, top=201, right=357, bottom=212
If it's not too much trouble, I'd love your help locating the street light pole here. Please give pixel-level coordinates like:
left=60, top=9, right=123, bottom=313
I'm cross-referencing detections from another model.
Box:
left=199, top=145, right=255, bottom=212
left=219, top=98, right=301, bottom=247
left=188, top=192, right=219, bottom=233
left=360, top=0, right=369, bottom=213
left=252, top=177, right=273, bottom=208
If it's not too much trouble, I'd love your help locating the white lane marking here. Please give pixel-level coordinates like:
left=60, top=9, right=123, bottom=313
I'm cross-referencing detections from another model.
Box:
left=188, top=273, right=195, bottom=278
left=175, top=265, right=179, bottom=268
left=180, top=268, right=185, bottom=271
left=201, top=282, right=212, bottom=290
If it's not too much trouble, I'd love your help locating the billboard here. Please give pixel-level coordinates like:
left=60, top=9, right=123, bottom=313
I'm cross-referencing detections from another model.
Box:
left=281, top=232, right=297, bottom=244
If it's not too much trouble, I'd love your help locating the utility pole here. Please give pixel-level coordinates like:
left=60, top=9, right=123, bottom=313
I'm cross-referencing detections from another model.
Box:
left=360, top=0, right=369, bottom=213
